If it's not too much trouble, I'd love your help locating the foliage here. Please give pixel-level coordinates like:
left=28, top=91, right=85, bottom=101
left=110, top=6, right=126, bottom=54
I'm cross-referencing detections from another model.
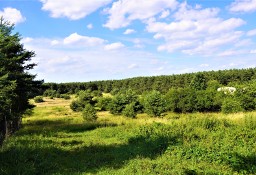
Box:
left=109, top=89, right=138, bottom=115
left=221, top=98, right=244, bottom=114
left=0, top=18, right=42, bottom=142
left=122, top=103, right=137, bottom=118
left=70, top=100, right=84, bottom=112
left=70, top=90, right=95, bottom=112
left=1, top=99, right=256, bottom=175
left=142, top=90, right=167, bottom=117
left=60, top=94, right=71, bottom=100
left=82, top=104, right=97, bottom=122
left=95, top=97, right=112, bottom=111
left=34, top=96, right=44, bottom=103
left=42, top=68, right=256, bottom=95
left=190, top=72, right=207, bottom=90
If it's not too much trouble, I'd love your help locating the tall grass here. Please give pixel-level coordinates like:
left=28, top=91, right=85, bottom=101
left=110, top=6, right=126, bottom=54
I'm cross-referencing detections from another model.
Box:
left=0, top=98, right=256, bottom=174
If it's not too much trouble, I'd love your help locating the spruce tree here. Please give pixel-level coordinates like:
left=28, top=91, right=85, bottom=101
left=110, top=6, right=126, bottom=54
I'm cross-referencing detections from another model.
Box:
left=0, top=17, right=42, bottom=142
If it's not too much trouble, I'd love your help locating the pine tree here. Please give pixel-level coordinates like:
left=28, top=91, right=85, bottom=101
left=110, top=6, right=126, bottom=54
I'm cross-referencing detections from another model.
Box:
left=0, top=17, right=43, bottom=142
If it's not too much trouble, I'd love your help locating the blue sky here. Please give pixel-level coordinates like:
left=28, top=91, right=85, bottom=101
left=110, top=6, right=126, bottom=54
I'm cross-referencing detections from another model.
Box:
left=0, top=0, right=256, bottom=83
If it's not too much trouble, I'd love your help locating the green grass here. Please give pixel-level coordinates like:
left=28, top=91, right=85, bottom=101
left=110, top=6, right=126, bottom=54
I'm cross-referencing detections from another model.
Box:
left=1, top=98, right=256, bottom=174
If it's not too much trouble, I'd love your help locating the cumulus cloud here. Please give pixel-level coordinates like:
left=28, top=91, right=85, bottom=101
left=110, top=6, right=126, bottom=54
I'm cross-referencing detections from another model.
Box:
left=247, top=29, right=256, bottom=36
left=250, top=49, right=256, bottom=54
left=128, top=63, right=138, bottom=69
left=51, top=40, right=59, bottom=46
left=103, top=0, right=178, bottom=29
left=21, top=37, right=33, bottom=44
left=40, top=0, right=112, bottom=20
left=159, top=10, right=170, bottom=19
left=0, top=7, right=25, bottom=24
left=104, top=42, right=125, bottom=51
left=229, top=0, right=256, bottom=13
left=87, top=23, right=93, bottom=29
left=63, top=33, right=106, bottom=46
left=146, top=2, right=246, bottom=55
left=123, top=29, right=136, bottom=35
left=199, top=64, right=209, bottom=67
left=22, top=36, right=164, bottom=82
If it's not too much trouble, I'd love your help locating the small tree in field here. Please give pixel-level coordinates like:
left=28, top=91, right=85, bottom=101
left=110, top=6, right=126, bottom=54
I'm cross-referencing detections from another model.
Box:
left=82, top=104, right=97, bottom=122
left=123, top=103, right=136, bottom=118
left=221, top=98, right=243, bottom=114
left=143, top=90, right=167, bottom=117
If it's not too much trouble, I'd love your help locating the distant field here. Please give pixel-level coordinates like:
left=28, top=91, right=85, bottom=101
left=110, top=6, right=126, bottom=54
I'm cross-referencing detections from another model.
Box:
left=0, top=98, right=256, bottom=175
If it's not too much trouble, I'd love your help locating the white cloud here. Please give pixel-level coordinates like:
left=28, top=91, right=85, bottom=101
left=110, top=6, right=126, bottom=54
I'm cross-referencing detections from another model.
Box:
left=159, top=10, right=170, bottom=19
left=104, top=42, right=125, bottom=51
left=128, top=63, right=138, bottom=69
left=247, top=29, right=256, bottom=36
left=199, top=64, right=209, bottom=67
left=22, top=36, right=163, bottom=82
left=229, top=0, right=256, bottom=13
left=87, top=23, right=93, bottom=29
left=146, top=2, right=246, bottom=55
left=174, top=2, right=219, bottom=21
left=123, top=29, right=136, bottom=35
left=40, top=0, right=112, bottom=20
left=51, top=40, right=59, bottom=46
left=217, top=49, right=245, bottom=57
left=250, top=49, right=256, bottom=54
left=63, top=33, right=106, bottom=46
left=0, top=7, right=25, bottom=24
left=103, top=0, right=178, bottom=29
left=21, top=37, right=33, bottom=44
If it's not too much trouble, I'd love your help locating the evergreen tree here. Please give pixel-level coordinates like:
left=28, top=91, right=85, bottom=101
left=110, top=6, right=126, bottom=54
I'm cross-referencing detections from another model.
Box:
left=0, top=18, right=42, bottom=142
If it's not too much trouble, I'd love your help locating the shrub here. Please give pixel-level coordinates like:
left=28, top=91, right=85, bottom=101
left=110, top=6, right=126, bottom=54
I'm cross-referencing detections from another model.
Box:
left=109, top=89, right=138, bottom=115
left=221, top=98, right=243, bottom=114
left=123, top=103, right=136, bottom=118
left=43, top=89, right=57, bottom=97
left=34, top=96, right=44, bottom=103
left=82, top=104, right=97, bottom=122
left=70, top=100, right=83, bottom=112
left=60, top=94, right=71, bottom=100
left=96, top=97, right=112, bottom=111
left=143, top=90, right=167, bottom=117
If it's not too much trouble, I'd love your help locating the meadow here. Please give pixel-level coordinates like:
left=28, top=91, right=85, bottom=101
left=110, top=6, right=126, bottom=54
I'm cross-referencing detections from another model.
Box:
left=0, top=97, right=256, bottom=175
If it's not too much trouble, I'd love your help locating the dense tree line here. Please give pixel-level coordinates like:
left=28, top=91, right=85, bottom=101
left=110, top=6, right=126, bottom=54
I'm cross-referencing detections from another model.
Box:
left=70, top=80, right=256, bottom=119
left=43, top=68, right=256, bottom=94
left=0, top=18, right=42, bottom=144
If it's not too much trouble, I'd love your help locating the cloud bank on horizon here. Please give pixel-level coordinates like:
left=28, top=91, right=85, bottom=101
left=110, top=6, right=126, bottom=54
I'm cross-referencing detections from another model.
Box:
left=0, top=0, right=256, bottom=82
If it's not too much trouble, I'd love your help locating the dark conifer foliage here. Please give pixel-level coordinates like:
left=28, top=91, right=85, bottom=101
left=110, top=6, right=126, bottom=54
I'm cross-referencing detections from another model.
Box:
left=43, top=68, right=256, bottom=95
left=0, top=18, right=43, bottom=143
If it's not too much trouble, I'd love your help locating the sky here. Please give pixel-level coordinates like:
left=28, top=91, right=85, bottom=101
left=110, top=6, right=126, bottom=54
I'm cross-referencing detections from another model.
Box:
left=0, top=0, right=256, bottom=83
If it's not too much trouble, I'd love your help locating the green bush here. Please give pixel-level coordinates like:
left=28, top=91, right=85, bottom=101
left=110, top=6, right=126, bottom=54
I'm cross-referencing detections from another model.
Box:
left=34, top=96, right=44, bottom=103
left=82, top=104, right=97, bottom=122
left=96, top=97, right=112, bottom=111
left=109, top=89, right=138, bottom=115
left=70, top=100, right=84, bottom=112
left=60, top=94, right=71, bottom=100
left=142, top=90, right=167, bottom=117
left=221, top=98, right=244, bottom=114
left=123, top=103, right=136, bottom=118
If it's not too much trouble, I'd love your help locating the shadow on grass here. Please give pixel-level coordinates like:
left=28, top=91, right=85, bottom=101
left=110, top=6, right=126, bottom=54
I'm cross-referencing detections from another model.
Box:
left=0, top=134, right=178, bottom=175
left=19, top=119, right=118, bottom=135
left=228, top=153, right=256, bottom=174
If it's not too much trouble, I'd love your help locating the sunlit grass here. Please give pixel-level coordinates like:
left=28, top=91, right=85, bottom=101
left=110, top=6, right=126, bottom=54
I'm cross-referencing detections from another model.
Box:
left=1, top=98, right=256, bottom=174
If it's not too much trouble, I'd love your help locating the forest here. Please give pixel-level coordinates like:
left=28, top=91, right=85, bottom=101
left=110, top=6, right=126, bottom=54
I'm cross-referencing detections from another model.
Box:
left=41, top=68, right=256, bottom=117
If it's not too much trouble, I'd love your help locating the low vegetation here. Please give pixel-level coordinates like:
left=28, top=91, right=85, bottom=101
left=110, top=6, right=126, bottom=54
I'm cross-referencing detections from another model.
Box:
left=0, top=97, right=255, bottom=174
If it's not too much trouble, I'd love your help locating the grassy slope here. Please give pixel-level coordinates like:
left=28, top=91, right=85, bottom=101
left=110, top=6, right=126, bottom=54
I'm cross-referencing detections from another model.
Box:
left=0, top=98, right=256, bottom=175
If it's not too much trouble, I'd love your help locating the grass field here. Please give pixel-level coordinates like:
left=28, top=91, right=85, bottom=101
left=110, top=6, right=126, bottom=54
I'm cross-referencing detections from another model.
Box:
left=0, top=97, right=256, bottom=175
